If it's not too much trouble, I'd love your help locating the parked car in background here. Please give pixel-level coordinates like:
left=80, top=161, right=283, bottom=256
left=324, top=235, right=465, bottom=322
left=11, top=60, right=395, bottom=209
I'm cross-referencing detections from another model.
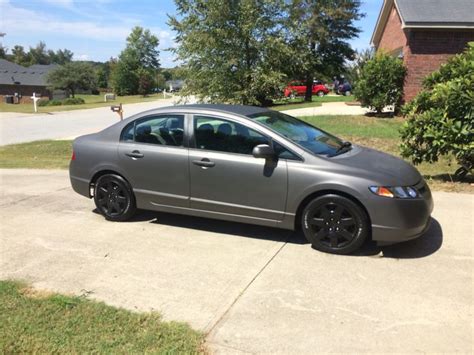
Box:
left=333, top=76, right=352, bottom=96
left=70, top=104, right=433, bottom=255
left=284, top=80, right=330, bottom=98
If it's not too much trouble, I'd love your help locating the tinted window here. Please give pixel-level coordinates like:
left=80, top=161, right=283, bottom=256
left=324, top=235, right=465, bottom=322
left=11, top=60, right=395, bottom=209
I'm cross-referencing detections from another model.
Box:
left=194, top=116, right=300, bottom=160
left=121, top=115, right=185, bottom=147
left=194, top=116, right=266, bottom=155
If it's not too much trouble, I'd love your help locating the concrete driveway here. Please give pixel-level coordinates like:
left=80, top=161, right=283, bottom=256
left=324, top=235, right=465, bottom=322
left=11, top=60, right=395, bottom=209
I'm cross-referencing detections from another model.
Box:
left=0, top=169, right=472, bottom=353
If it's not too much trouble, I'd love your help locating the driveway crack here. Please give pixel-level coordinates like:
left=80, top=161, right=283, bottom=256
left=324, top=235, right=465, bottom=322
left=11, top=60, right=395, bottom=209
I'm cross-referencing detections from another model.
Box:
left=205, top=238, right=289, bottom=336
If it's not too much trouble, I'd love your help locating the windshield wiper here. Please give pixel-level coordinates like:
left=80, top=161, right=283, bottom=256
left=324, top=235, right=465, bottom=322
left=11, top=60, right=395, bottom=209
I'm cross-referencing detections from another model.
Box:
left=333, top=141, right=352, bottom=155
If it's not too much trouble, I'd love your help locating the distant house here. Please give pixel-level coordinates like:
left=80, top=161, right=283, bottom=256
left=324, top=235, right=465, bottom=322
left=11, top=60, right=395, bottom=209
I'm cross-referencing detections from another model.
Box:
left=371, top=0, right=474, bottom=101
left=0, top=59, right=58, bottom=103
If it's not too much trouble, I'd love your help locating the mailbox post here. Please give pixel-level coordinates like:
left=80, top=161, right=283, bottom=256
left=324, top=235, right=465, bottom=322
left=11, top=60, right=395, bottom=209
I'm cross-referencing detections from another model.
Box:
left=111, top=103, right=123, bottom=120
left=30, top=92, right=41, bottom=113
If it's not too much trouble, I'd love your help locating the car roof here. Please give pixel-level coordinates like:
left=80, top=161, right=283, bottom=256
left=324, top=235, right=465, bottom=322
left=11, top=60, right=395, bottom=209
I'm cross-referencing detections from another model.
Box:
left=170, top=104, right=270, bottom=117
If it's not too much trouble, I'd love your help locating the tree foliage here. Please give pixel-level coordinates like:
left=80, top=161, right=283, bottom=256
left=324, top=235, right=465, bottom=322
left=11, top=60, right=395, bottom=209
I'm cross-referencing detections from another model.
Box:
left=4, top=42, right=73, bottom=66
left=287, top=0, right=363, bottom=101
left=400, top=43, right=474, bottom=171
left=47, top=62, right=97, bottom=97
left=169, top=0, right=291, bottom=105
left=111, top=27, right=160, bottom=96
left=354, top=52, right=406, bottom=113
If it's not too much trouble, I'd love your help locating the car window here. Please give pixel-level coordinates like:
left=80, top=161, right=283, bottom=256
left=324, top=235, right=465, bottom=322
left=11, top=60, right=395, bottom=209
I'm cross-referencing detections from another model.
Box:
left=194, top=115, right=300, bottom=160
left=121, top=115, right=185, bottom=147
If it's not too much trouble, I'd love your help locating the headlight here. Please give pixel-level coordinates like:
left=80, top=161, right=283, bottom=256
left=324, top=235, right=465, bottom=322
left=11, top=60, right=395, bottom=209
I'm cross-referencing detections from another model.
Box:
left=369, top=186, right=419, bottom=199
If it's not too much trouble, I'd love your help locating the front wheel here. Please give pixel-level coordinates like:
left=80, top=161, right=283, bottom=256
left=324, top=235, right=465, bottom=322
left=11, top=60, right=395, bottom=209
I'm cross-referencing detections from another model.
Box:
left=344, top=90, right=351, bottom=96
left=94, top=174, right=136, bottom=221
left=301, top=194, right=369, bottom=254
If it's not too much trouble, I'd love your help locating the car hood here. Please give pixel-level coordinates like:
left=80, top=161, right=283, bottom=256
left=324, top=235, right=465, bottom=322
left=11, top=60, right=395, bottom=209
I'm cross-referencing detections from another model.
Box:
left=331, top=145, right=422, bottom=186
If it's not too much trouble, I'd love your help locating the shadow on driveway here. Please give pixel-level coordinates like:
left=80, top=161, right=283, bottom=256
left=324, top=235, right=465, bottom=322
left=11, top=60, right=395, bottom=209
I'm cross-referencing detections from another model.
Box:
left=94, top=209, right=443, bottom=258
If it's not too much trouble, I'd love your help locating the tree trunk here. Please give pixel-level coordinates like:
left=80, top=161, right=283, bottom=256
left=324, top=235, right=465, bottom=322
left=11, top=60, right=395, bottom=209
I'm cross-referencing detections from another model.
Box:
left=304, top=76, right=313, bottom=102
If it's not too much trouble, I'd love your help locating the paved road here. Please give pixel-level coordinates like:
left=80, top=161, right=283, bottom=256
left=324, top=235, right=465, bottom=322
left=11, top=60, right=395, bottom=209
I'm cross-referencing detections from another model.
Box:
left=1, top=100, right=368, bottom=146
left=0, top=169, right=472, bottom=353
left=0, top=97, right=179, bottom=146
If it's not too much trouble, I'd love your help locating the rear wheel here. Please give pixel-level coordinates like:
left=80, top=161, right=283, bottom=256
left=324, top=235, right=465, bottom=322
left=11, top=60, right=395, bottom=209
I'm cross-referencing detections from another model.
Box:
left=344, top=90, right=351, bottom=96
left=301, top=194, right=369, bottom=254
left=94, top=174, right=136, bottom=221
left=317, top=91, right=325, bottom=97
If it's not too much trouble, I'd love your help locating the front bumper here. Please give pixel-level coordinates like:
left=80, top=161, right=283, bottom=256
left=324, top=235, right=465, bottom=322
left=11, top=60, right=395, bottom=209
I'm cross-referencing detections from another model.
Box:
left=368, top=181, right=434, bottom=244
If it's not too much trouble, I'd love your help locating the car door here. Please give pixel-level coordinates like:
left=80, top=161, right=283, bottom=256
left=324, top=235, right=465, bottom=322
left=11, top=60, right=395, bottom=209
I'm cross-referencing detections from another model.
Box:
left=188, top=115, right=288, bottom=221
left=117, top=114, right=189, bottom=208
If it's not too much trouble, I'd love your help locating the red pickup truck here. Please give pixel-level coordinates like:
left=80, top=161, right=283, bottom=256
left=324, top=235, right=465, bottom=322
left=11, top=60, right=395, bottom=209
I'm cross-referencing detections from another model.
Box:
left=284, top=80, right=330, bottom=98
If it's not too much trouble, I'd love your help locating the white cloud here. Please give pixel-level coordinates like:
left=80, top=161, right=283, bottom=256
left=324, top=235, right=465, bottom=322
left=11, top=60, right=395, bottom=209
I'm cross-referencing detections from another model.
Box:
left=75, top=53, right=89, bottom=60
left=43, top=0, right=74, bottom=8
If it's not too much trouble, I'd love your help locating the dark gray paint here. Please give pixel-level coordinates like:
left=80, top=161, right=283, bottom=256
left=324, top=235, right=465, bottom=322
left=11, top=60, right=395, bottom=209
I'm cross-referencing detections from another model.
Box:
left=70, top=105, right=433, bottom=243
left=396, top=0, right=474, bottom=26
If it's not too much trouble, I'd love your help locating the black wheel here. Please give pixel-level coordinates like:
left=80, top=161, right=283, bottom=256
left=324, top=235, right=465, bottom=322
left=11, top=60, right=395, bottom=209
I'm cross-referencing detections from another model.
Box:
left=94, top=174, right=136, bottom=221
left=344, top=90, right=351, bottom=96
left=317, top=91, right=325, bottom=97
left=301, top=194, right=369, bottom=254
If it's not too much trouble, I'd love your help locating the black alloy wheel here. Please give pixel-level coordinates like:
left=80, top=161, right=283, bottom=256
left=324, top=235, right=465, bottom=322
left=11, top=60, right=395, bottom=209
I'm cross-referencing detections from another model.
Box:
left=301, top=194, right=369, bottom=254
left=94, top=174, right=136, bottom=221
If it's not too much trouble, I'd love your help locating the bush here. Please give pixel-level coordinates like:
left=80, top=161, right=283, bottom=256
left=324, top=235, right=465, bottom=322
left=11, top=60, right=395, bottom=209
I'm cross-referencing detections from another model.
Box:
left=354, top=52, right=406, bottom=113
left=37, top=99, right=49, bottom=107
left=48, top=99, right=63, bottom=106
left=400, top=42, right=474, bottom=173
left=62, top=97, right=85, bottom=105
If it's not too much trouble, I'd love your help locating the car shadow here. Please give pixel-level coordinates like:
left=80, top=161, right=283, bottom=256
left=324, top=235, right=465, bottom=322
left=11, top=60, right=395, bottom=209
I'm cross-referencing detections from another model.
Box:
left=354, top=217, right=443, bottom=259
left=92, top=209, right=443, bottom=257
left=93, top=208, right=307, bottom=244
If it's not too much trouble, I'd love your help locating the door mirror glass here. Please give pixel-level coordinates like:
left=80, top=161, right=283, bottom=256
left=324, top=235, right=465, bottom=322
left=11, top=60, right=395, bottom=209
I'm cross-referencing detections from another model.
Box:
left=252, top=144, right=275, bottom=159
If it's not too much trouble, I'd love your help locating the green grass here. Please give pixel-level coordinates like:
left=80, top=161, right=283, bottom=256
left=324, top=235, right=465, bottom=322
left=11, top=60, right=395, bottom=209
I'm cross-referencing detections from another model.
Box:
left=0, top=115, right=471, bottom=192
left=0, top=93, right=165, bottom=114
left=0, top=280, right=204, bottom=354
left=0, top=140, right=72, bottom=169
left=270, top=95, right=355, bottom=111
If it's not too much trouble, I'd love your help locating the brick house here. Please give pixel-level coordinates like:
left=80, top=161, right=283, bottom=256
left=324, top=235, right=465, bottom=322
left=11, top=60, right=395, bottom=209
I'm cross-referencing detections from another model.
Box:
left=371, top=0, right=474, bottom=101
left=0, top=59, right=58, bottom=103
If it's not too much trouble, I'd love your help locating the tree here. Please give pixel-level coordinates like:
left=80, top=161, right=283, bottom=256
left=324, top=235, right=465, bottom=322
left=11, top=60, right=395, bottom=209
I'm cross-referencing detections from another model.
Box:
left=169, top=0, right=291, bottom=106
left=287, top=0, right=363, bottom=101
left=346, top=47, right=374, bottom=83
left=111, top=26, right=160, bottom=95
left=11, top=45, right=30, bottom=66
left=48, top=49, right=74, bottom=65
left=0, top=45, right=7, bottom=59
left=354, top=52, right=406, bottom=113
left=28, top=41, right=50, bottom=65
left=47, top=62, right=97, bottom=97
left=400, top=43, right=474, bottom=176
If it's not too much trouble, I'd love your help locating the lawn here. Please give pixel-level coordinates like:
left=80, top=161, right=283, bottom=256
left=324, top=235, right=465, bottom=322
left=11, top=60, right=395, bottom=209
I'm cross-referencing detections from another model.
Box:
left=270, top=94, right=355, bottom=111
left=0, top=140, right=72, bottom=169
left=0, top=280, right=204, bottom=354
left=0, top=115, right=471, bottom=192
left=0, top=93, right=165, bottom=114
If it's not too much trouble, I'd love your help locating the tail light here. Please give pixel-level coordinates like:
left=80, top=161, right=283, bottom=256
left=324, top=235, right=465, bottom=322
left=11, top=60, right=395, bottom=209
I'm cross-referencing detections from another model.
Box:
left=71, top=150, right=76, bottom=161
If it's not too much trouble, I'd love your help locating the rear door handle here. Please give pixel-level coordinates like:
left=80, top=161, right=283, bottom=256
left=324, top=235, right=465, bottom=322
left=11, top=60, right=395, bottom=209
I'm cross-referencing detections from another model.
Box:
left=192, top=158, right=215, bottom=168
left=125, top=150, right=144, bottom=159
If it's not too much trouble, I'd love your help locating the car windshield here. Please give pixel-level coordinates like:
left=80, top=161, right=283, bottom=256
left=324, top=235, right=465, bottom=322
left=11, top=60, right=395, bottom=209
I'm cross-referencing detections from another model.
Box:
left=247, top=111, right=346, bottom=156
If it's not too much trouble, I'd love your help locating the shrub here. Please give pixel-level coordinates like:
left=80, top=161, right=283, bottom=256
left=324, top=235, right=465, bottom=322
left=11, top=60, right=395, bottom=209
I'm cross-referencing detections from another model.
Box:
left=37, top=99, right=49, bottom=107
left=354, top=52, right=406, bottom=113
left=63, top=97, right=85, bottom=105
left=400, top=42, right=474, bottom=174
left=48, top=99, right=63, bottom=106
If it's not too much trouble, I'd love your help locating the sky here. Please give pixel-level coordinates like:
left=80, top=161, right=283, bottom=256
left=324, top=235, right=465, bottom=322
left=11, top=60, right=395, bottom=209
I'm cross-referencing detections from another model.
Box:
left=0, top=0, right=382, bottom=68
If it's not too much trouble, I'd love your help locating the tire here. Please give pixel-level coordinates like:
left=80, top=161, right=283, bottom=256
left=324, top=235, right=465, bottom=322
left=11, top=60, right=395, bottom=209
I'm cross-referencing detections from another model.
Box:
left=344, top=90, right=351, bottom=96
left=301, top=194, right=369, bottom=254
left=94, top=174, right=136, bottom=222
left=290, top=92, right=296, bottom=99
left=454, top=166, right=468, bottom=180
left=317, top=91, right=325, bottom=97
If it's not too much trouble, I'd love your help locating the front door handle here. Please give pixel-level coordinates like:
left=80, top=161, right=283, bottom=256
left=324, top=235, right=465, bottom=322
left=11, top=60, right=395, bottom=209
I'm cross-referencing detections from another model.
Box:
left=125, top=150, right=144, bottom=159
left=192, top=158, right=215, bottom=168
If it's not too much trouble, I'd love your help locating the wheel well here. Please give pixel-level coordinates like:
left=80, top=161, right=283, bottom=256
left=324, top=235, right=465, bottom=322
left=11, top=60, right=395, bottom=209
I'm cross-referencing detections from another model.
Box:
left=294, top=189, right=372, bottom=237
left=89, top=170, right=131, bottom=197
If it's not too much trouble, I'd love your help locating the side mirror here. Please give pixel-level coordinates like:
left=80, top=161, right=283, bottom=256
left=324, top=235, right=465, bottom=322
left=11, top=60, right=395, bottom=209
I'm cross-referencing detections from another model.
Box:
left=252, top=144, right=276, bottom=159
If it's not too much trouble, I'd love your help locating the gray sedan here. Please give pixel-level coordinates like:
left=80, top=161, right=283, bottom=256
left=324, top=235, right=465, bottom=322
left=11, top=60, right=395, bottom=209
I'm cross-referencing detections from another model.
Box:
left=70, top=104, right=433, bottom=254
